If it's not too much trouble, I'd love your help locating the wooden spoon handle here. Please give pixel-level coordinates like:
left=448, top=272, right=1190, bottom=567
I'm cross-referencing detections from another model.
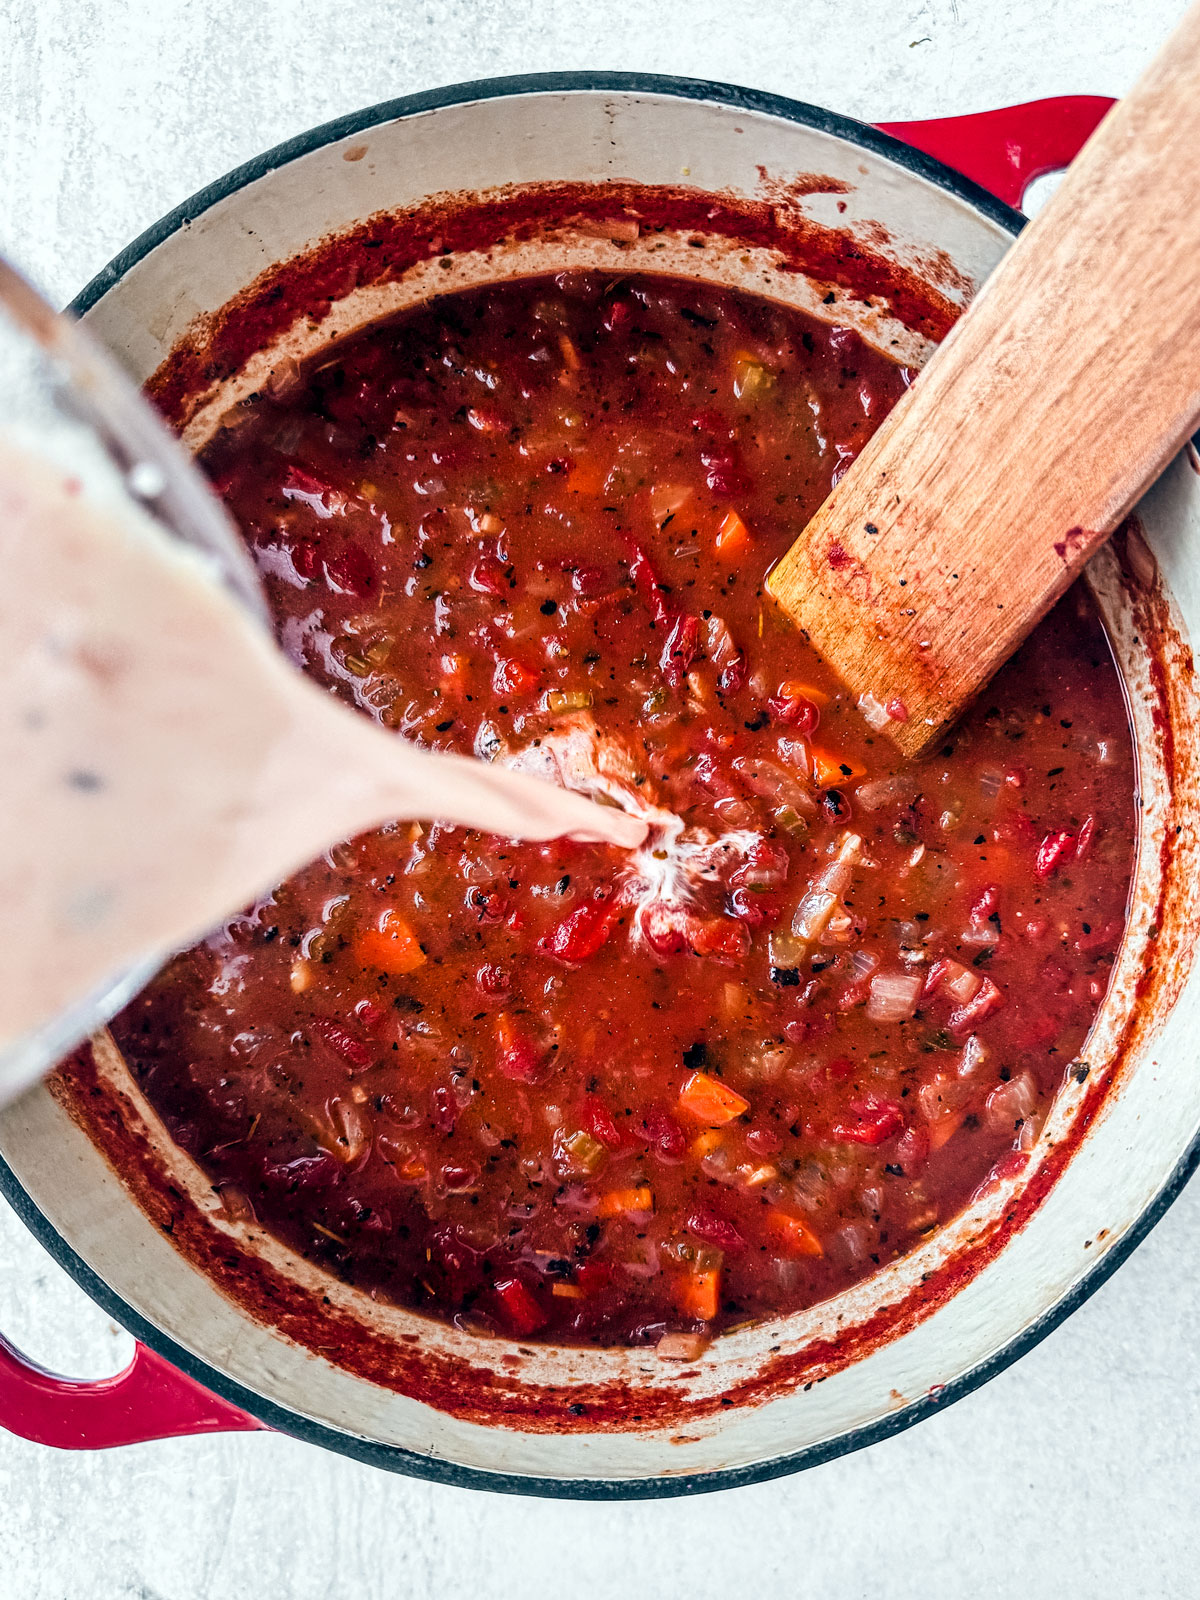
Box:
left=768, top=1, right=1200, bottom=759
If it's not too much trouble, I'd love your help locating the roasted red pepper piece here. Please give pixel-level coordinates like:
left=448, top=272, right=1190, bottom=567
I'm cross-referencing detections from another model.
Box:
left=831, top=1093, right=904, bottom=1145
left=1035, top=829, right=1076, bottom=879
left=625, top=538, right=674, bottom=628
left=310, top=1017, right=373, bottom=1072
left=536, top=897, right=620, bottom=963
left=686, top=1206, right=747, bottom=1255
left=492, top=1276, right=548, bottom=1336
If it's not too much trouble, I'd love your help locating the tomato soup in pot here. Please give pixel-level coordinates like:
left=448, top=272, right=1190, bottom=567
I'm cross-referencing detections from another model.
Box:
left=109, top=270, right=1136, bottom=1352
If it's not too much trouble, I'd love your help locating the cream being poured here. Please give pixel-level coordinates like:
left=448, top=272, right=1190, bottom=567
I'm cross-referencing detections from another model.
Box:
left=0, top=436, right=648, bottom=1095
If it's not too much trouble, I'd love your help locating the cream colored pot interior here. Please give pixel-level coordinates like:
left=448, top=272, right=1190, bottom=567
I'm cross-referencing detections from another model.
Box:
left=1, top=87, right=1197, bottom=1488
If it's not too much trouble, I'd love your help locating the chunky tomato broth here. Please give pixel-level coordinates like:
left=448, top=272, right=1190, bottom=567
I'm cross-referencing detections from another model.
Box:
left=112, top=271, right=1136, bottom=1348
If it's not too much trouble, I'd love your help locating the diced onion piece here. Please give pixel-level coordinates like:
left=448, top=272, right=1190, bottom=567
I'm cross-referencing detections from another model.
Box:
left=855, top=773, right=918, bottom=811
left=703, top=613, right=742, bottom=669
left=865, top=971, right=923, bottom=1022
left=850, top=948, right=880, bottom=981
left=792, top=889, right=838, bottom=942
left=944, top=961, right=983, bottom=1003
left=547, top=688, right=594, bottom=713
left=657, top=1331, right=709, bottom=1361
left=732, top=352, right=772, bottom=400
left=959, top=924, right=1000, bottom=947
left=574, top=214, right=640, bottom=243
left=769, top=930, right=806, bottom=968
left=957, top=1034, right=991, bottom=1079
left=856, top=691, right=890, bottom=731
left=984, top=1070, right=1039, bottom=1136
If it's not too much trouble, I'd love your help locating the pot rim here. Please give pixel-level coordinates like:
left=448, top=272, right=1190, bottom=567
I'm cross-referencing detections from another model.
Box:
left=5, top=69, right=1191, bottom=1499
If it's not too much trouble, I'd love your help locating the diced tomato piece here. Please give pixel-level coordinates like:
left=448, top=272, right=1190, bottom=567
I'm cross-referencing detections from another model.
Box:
left=643, top=1105, right=687, bottom=1160
left=661, top=612, right=701, bottom=686
left=728, top=839, right=790, bottom=891
left=536, top=897, right=620, bottom=963
left=1075, top=815, right=1096, bottom=859
left=699, top=440, right=749, bottom=497
left=766, top=1209, right=824, bottom=1257
left=310, top=1017, right=373, bottom=1072
left=575, top=1258, right=614, bottom=1294
left=470, top=553, right=509, bottom=595
left=283, top=464, right=333, bottom=499
left=746, top=1122, right=783, bottom=1156
left=583, top=1095, right=624, bottom=1151
left=892, top=1122, right=930, bottom=1174
left=831, top=1092, right=904, bottom=1145
left=288, top=538, right=321, bottom=581
left=492, top=1276, right=548, bottom=1336
left=727, top=886, right=781, bottom=929
left=466, top=405, right=506, bottom=434
left=625, top=538, right=674, bottom=628
left=494, top=1013, right=547, bottom=1083
left=946, top=977, right=1005, bottom=1038
left=970, top=884, right=1001, bottom=925
left=639, top=903, right=749, bottom=964
left=355, top=911, right=426, bottom=976
left=686, top=1206, right=746, bottom=1254
left=767, top=684, right=821, bottom=733
left=493, top=656, right=540, bottom=697
left=431, top=1085, right=457, bottom=1135
left=825, top=1055, right=855, bottom=1082
left=1035, top=829, right=1076, bottom=880
left=476, top=963, right=510, bottom=995
left=678, top=1071, right=750, bottom=1126
left=323, top=543, right=376, bottom=598
left=354, top=997, right=388, bottom=1031
left=885, top=698, right=909, bottom=723
left=688, top=916, right=751, bottom=963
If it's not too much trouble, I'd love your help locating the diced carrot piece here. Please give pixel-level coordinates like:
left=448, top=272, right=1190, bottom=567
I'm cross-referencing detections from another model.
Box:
left=689, top=1128, right=727, bottom=1161
left=355, top=911, right=426, bottom=976
left=778, top=678, right=831, bottom=708
left=715, top=509, right=751, bottom=559
left=678, top=1071, right=750, bottom=1126
left=551, top=1281, right=586, bottom=1299
left=810, top=746, right=867, bottom=788
left=767, top=1209, right=824, bottom=1257
left=597, top=1185, right=655, bottom=1218
left=559, top=333, right=582, bottom=372
left=676, top=1266, right=721, bottom=1321
left=928, top=1110, right=965, bottom=1151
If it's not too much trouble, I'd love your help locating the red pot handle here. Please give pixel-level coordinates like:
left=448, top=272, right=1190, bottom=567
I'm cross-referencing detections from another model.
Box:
left=877, top=96, right=1116, bottom=210
left=0, top=97, right=1117, bottom=1454
left=0, top=1332, right=261, bottom=1448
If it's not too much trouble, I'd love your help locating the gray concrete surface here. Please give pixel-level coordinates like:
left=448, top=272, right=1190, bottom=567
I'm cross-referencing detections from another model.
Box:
left=0, top=2, right=1195, bottom=1596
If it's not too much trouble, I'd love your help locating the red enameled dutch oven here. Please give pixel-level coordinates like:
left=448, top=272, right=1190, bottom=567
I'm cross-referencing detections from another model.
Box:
left=3, top=76, right=1199, bottom=1498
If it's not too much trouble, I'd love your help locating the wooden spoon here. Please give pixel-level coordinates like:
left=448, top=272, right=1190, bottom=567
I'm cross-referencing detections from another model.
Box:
left=768, top=1, right=1200, bottom=760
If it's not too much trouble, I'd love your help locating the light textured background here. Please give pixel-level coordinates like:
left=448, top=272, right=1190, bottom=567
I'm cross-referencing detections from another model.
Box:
left=1, top=2, right=1196, bottom=1596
